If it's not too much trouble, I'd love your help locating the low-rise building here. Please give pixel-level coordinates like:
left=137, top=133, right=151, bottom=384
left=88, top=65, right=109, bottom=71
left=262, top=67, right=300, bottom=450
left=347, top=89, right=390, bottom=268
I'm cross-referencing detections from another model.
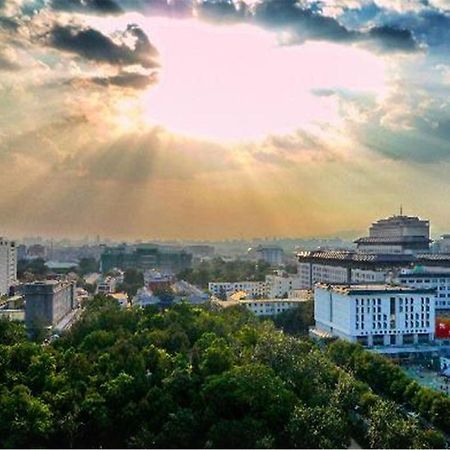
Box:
left=23, top=280, right=74, bottom=328
left=240, top=298, right=308, bottom=316
left=265, top=271, right=302, bottom=298
left=313, top=283, right=435, bottom=347
left=96, top=276, right=117, bottom=295
left=208, top=281, right=267, bottom=299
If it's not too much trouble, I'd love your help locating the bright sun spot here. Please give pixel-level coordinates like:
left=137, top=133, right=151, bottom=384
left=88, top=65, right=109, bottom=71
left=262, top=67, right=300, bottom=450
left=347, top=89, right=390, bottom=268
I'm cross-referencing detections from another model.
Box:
left=134, top=18, right=386, bottom=141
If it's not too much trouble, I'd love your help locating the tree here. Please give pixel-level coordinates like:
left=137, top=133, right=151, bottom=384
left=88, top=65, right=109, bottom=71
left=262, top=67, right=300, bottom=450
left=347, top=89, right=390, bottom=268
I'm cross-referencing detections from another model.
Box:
left=287, top=404, right=350, bottom=448
left=0, top=318, right=27, bottom=345
left=77, top=258, right=99, bottom=276
left=272, top=301, right=314, bottom=335
left=0, top=385, right=52, bottom=448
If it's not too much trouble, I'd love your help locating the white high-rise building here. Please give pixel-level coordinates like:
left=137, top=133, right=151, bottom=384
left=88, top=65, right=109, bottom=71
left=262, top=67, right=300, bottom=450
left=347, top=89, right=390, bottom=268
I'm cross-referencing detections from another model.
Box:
left=0, top=238, right=17, bottom=296
left=313, top=284, right=435, bottom=347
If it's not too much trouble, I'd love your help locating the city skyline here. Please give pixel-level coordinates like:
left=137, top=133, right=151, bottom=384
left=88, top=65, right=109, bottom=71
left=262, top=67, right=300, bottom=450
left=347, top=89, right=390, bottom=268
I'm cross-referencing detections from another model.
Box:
left=1, top=0, right=450, bottom=239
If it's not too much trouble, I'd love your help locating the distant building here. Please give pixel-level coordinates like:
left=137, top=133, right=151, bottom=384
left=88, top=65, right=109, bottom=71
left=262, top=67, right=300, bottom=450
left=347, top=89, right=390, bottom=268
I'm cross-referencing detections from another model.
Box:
left=0, top=238, right=17, bottom=296
left=23, top=280, right=74, bottom=328
left=144, top=269, right=172, bottom=291
left=100, top=244, right=192, bottom=274
left=354, top=213, right=431, bottom=255
left=17, top=244, right=27, bottom=260
left=208, top=281, right=266, bottom=299
left=250, top=245, right=284, bottom=265
left=96, top=276, right=117, bottom=295
left=27, top=244, right=47, bottom=259
left=313, top=284, right=435, bottom=347
left=184, top=245, right=215, bottom=258
left=212, top=296, right=308, bottom=317
left=208, top=270, right=303, bottom=300
left=433, top=235, right=450, bottom=254
left=265, top=271, right=302, bottom=298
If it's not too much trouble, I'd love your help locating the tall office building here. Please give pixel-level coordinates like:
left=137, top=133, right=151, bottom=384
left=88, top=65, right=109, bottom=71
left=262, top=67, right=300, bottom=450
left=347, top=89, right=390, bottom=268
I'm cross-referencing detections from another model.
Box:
left=0, top=238, right=17, bottom=296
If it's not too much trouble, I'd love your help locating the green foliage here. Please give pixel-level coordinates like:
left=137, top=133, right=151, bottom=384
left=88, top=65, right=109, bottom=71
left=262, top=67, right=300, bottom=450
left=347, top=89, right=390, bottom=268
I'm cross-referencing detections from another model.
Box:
left=327, top=340, right=450, bottom=439
left=17, top=258, right=48, bottom=281
left=0, top=318, right=27, bottom=345
left=0, top=298, right=444, bottom=448
left=178, top=257, right=272, bottom=288
left=287, top=404, right=349, bottom=448
left=116, top=268, right=144, bottom=298
left=272, top=301, right=314, bottom=335
left=77, top=257, right=99, bottom=275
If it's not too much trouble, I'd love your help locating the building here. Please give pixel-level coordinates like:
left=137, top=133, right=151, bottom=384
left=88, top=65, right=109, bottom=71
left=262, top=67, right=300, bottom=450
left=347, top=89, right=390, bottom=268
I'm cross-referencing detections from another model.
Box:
left=297, top=250, right=412, bottom=289
left=144, top=269, right=172, bottom=292
left=184, top=245, right=215, bottom=258
left=265, top=271, right=302, bottom=298
left=354, top=213, right=431, bottom=255
left=250, top=245, right=284, bottom=265
left=313, top=284, right=435, bottom=347
left=433, top=235, right=450, bottom=254
left=0, top=238, right=17, bottom=296
left=212, top=296, right=308, bottom=316
left=297, top=250, right=450, bottom=289
left=23, top=280, right=74, bottom=328
left=100, top=244, right=192, bottom=274
left=208, top=281, right=267, bottom=299
left=96, top=276, right=117, bottom=295
left=395, top=269, right=450, bottom=312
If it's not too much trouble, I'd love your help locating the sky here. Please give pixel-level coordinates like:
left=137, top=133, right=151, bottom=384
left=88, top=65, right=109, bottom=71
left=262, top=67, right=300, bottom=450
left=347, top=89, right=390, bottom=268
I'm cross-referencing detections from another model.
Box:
left=1, top=0, right=450, bottom=240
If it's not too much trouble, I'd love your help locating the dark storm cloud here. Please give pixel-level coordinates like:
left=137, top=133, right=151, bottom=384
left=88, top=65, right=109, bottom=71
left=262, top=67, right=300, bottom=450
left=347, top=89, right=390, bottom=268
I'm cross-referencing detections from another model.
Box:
left=195, top=0, right=418, bottom=51
left=252, top=0, right=357, bottom=42
left=51, top=0, right=123, bottom=14
left=49, top=0, right=192, bottom=16
left=47, top=23, right=158, bottom=68
left=91, top=71, right=157, bottom=89
left=368, top=26, right=417, bottom=52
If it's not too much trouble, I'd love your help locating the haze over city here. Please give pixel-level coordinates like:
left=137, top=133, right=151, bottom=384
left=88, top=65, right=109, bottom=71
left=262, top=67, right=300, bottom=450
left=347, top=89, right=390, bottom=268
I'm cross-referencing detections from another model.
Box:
left=1, top=0, right=450, bottom=240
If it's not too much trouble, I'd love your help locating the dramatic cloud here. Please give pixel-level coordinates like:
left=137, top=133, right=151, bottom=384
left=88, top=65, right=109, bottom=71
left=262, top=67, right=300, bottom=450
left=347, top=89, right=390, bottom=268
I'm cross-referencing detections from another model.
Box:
left=47, top=23, right=158, bottom=68
left=1, top=0, right=450, bottom=239
left=90, top=71, right=157, bottom=89
left=51, top=0, right=123, bottom=15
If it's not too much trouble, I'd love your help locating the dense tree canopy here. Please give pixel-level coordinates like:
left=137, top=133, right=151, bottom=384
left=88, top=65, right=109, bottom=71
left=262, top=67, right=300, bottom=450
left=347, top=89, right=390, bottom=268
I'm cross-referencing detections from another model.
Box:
left=178, top=257, right=272, bottom=288
left=0, top=299, right=446, bottom=448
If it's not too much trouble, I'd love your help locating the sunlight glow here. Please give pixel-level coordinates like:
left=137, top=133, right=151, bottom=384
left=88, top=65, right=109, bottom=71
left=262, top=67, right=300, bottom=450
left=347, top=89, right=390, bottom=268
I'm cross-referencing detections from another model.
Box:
left=138, top=18, right=386, bottom=141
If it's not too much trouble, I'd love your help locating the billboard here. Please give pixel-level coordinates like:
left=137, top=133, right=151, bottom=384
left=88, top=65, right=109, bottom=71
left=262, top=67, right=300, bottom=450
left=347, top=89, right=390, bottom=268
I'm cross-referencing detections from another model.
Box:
left=436, top=317, right=450, bottom=339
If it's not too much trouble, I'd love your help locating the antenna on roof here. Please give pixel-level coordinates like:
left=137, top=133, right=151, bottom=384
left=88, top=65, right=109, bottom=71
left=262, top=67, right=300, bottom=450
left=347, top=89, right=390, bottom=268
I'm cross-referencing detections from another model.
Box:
left=400, top=204, right=403, bottom=216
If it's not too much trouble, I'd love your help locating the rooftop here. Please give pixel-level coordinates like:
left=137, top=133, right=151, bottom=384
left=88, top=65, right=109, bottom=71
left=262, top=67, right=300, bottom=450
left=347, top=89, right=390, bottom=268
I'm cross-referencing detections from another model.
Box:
left=315, top=283, right=436, bottom=295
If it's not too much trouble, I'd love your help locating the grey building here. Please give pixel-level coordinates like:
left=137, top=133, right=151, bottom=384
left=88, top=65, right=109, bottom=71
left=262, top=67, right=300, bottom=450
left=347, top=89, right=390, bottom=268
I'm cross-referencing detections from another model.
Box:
left=23, top=280, right=74, bottom=328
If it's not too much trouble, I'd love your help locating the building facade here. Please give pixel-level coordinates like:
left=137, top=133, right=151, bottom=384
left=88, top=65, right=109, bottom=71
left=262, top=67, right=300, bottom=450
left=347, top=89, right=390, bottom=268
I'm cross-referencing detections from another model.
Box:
left=354, top=214, right=430, bottom=254
left=297, top=250, right=414, bottom=289
left=265, top=272, right=302, bottom=298
left=208, top=281, right=267, bottom=299
left=255, top=246, right=284, bottom=266
left=0, top=238, right=17, bottom=296
left=396, top=270, right=450, bottom=312
left=24, top=280, right=74, bottom=327
left=240, top=298, right=308, bottom=316
left=314, top=284, right=435, bottom=346
left=100, top=244, right=192, bottom=274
